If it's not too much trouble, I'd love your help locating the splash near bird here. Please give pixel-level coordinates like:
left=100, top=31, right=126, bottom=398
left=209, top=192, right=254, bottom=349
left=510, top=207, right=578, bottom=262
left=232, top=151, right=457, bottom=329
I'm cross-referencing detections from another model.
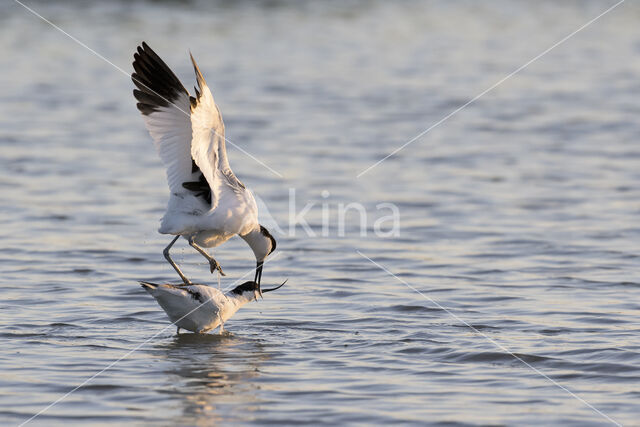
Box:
left=131, top=42, right=276, bottom=288
left=141, top=280, right=286, bottom=334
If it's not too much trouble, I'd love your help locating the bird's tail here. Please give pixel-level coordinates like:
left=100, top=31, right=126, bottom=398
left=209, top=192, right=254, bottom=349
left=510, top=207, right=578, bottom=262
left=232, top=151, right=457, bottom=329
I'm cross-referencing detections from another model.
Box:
left=140, top=281, right=160, bottom=290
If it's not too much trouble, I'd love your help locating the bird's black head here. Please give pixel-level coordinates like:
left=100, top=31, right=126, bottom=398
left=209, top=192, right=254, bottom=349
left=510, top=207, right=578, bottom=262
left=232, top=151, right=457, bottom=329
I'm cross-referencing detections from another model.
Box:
left=260, top=225, right=277, bottom=256
left=252, top=225, right=277, bottom=290
left=230, top=280, right=287, bottom=301
left=231, top=281, right=259, bottom=295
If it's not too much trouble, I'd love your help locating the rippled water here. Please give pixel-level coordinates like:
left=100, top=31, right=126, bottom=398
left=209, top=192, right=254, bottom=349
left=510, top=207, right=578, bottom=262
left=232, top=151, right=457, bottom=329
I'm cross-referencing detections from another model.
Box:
left=1, top=1, right=640, bottom=425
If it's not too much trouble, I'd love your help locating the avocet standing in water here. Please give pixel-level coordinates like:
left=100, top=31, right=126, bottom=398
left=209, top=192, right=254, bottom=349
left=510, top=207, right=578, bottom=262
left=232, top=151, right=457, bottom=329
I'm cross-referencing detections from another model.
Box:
left=141, top=280, right=286, bottom=334
left=131, top=42, right=276, bottom=286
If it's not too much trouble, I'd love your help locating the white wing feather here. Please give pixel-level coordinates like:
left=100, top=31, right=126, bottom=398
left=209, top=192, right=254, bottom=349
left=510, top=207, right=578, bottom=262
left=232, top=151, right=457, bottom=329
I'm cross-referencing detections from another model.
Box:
left=141, top=94, right=194, bottom=193
left=132, top=43, right=199, bottom=198
left=189, top=53, right=244, bottom=211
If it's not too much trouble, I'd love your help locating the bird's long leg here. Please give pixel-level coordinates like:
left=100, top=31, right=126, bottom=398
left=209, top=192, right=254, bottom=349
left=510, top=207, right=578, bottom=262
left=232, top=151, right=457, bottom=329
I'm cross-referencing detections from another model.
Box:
left=163, top=235, right=192, bottom=285
left=188, top=236, right=225, bottom=276
left=218, top=313, right=224, bottom=335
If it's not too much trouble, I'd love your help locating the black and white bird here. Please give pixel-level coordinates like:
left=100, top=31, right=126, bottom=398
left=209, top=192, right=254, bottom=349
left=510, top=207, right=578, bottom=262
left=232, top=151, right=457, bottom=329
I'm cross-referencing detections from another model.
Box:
left=131, top=42, right=276, bottom=288
left=140, top=280, right=286, bottom=334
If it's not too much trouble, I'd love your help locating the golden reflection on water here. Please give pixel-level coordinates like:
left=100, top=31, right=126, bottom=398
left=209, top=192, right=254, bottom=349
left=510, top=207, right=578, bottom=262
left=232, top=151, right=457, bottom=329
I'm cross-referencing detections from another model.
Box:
left=160, top=333, right=269, bottom=424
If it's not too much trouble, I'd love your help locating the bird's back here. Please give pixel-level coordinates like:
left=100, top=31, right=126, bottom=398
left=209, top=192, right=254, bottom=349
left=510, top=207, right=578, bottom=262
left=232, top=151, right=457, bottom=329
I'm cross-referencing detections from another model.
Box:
left=141, top=282, right=228, bottom=333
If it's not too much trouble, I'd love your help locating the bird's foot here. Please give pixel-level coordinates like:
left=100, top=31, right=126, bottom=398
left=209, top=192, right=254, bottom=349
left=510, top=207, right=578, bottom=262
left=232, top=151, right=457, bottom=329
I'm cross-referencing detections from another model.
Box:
left=209, top=259, right=225, bottom=276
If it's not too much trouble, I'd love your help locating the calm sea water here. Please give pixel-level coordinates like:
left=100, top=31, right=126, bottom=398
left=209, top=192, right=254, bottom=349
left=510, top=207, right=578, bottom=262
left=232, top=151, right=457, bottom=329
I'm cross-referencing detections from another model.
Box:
left=1, top=1, right=639, bottom=425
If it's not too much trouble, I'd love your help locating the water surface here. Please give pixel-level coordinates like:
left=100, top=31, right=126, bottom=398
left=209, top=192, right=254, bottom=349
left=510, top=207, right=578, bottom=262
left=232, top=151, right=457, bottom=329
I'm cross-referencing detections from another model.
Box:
left=1, top=1, right=639, bottom=425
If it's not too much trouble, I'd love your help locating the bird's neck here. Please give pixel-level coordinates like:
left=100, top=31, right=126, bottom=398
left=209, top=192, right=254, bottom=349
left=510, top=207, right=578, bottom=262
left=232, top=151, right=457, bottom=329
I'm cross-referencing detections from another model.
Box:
left=225, top=291, right=254, bottom=307
left=240, top=226, right=266, bottom=260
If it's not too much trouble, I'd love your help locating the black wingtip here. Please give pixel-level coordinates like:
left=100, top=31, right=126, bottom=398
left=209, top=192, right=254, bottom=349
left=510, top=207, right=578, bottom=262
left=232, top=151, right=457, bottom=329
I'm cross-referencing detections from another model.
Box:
left=131, top=42, right=188, bottom=115
left=189, top=51, right=207, bottom=98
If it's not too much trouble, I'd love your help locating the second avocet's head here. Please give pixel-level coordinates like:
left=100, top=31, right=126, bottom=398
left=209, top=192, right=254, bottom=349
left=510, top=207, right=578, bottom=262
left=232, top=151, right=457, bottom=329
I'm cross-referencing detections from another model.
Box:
left=230, top=280, right=286, bottom=304
left=241, top=225, right=277, bottom=289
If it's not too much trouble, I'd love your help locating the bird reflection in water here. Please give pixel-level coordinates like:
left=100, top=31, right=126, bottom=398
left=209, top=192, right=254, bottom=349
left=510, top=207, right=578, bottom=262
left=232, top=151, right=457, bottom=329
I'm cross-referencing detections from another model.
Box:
left=159, top=333, right=270, bottom=424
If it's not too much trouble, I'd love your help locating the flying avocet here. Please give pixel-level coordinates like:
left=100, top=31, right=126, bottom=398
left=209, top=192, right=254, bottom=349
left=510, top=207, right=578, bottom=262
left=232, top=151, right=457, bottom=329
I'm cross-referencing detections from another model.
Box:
left=131, top=42, right=276, bottom=288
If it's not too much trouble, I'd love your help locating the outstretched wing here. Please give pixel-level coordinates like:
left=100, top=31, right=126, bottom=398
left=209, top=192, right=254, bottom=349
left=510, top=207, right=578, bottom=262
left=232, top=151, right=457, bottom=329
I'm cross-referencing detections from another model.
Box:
left=132, top=43, right=242, bottom=211
left=188, top=53, right=245, bottom=205
left=132, top=42, right=198, bottom=197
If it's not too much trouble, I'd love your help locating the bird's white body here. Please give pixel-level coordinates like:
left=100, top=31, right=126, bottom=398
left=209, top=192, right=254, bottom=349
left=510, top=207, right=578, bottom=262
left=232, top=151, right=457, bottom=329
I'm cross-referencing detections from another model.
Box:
left=141, top=282, right=254, bottom=333
left=161, top=185, right=258, bottom=248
